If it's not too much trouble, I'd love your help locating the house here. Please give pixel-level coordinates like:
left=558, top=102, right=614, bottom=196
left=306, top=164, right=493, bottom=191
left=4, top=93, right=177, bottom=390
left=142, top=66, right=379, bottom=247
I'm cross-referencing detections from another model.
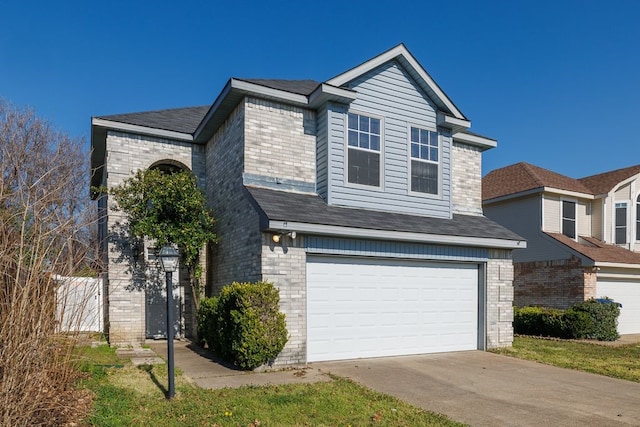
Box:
left=483, top=162, right=640, bottom=334
left=91, top=44, right=525, bottom=365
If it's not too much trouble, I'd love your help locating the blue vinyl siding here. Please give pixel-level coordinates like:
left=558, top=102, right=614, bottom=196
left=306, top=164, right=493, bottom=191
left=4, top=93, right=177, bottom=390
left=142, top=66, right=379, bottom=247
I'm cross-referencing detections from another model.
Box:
left=326, top=60, right=452, bottom=218
left=316, top=108, right=329, bottom=200
left=305, top=236, right=488, bottom=262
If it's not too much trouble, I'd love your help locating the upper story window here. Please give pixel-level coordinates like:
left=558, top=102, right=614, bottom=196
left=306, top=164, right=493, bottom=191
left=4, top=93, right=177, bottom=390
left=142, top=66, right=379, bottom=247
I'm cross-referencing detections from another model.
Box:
left=561, top=200, right=576, bottom=239
left=615, top=202, right=627, bottom=244
left=410, top=126, right=439, bottom=195
left=347, top=112, right=381, bottom=187
left=636, top=195, right=640, bottom=241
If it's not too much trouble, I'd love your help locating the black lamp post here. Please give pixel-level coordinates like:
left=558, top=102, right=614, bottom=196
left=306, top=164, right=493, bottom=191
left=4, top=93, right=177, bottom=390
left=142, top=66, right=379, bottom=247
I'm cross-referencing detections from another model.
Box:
left=158, top=245, right=179, bottom=399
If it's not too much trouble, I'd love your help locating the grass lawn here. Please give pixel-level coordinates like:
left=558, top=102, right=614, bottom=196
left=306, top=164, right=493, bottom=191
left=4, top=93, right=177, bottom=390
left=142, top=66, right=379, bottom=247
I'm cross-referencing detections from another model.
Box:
left=491, top=336, right=640, bottom=383
left=78, top=346, right=464, bottom=426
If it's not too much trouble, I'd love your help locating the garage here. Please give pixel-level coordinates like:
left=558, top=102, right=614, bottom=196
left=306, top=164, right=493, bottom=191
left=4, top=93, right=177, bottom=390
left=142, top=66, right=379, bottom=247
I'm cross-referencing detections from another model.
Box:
left=307, top=256, right=481, bottom=362
left=597, top=280, right=640, bottom=335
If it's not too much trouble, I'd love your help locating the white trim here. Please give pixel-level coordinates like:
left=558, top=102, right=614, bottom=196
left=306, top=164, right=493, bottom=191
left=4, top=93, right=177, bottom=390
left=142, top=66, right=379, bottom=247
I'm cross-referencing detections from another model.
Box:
left=484, top=187, right=595, bottom=206
left=91, top=118, right=194, bottom=142
left=344, top=110, right=385, bottom=190
left=595, top=263, right=640, bottom=271
left=452, top=131, right=497, bottom=149
left=327, top=44, right=466, bottom=119
left=406, top=123, right=441, bottom=198
left=437, top=113, right=471, bottom=130
left=268, top=220, right=527, bottom=249
left=308, top=83, right=358, bottom=107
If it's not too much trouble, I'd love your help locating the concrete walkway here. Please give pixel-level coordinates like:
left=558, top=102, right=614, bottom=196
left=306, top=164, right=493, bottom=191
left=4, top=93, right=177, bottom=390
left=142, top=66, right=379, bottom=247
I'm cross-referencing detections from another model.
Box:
left=145, top=338, right=640, bottom=426
left=147, top=341, right=330, bottom=389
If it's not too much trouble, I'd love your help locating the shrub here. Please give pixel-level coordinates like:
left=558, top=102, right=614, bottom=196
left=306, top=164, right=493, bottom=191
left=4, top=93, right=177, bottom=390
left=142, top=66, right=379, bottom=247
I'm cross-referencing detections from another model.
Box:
left=514, top=298, right=620, bottom=341
left=197, top=281, right=288, bottom=370
left=570, top=298, right=620, bottom=341
left=197, top=296, right=218, bottom=348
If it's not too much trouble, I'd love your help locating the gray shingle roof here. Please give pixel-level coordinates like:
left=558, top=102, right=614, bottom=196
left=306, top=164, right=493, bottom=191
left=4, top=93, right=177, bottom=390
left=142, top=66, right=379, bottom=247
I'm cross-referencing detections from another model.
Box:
left=238, top=79, right=321, bottom=96
left=245, top=186, right=524, bottom=242
left=97, top=105, right=210, bottom=134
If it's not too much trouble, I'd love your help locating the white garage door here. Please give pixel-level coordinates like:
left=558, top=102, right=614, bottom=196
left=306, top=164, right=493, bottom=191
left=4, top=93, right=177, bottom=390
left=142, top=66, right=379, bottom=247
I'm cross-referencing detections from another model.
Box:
left=307, top=256, right=479, bottom=362
left=597, top=280, right=640, bottom=335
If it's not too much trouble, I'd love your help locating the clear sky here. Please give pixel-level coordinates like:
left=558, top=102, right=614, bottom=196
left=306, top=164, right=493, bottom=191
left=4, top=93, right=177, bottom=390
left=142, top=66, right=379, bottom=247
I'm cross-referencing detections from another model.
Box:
left=1, top=0, right=638, bottom=177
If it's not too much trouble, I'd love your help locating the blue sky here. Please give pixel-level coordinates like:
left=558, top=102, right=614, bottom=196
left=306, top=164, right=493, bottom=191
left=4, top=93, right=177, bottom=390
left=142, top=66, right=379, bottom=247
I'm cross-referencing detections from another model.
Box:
left=1, top=0, right=638, bottom=177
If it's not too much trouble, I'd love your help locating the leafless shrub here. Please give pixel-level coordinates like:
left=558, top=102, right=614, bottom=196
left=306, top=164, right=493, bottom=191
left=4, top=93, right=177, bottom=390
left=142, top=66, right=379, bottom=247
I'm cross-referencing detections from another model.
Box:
left=0, top=99, right=96, bottom=426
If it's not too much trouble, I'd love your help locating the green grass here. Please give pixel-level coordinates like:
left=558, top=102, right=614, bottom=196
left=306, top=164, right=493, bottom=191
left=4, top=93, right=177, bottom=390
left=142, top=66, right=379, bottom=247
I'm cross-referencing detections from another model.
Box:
left=80, top=346, right=464, bottom=426
left=491, top=336, right=640, bottom=382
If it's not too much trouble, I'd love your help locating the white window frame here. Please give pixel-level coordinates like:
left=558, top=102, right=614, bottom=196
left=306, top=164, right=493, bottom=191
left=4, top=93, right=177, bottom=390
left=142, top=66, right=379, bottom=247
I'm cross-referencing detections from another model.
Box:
left=615, top=201, right=629, bottom=245
left=344, top=110, right=384, bottom=190
left=407, top=124, right=441, bottom=197
left=561, top=198, right=577, bottom=240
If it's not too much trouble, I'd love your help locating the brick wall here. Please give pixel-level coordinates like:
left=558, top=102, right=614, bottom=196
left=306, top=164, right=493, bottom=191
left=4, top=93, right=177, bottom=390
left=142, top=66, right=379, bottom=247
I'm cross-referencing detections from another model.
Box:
left=206, top=101, right=262, bottom=291
left=261, top=234, right=307, bottom=366
left=486, top=249, right=515, bottom=348
left=104, top=131, right=205, bottom=344
left=513, top=257, right=588, bottom=308
left=244, top=97, right=316, bottom=185
left=452, top=142, right=482, bottom=215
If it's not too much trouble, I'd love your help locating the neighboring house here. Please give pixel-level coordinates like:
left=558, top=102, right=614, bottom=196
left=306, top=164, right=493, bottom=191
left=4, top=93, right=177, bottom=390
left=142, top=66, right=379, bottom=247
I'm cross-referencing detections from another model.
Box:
left=483, top=162, right=640, bottom=334
left=91, top=44, right=525, bottom=365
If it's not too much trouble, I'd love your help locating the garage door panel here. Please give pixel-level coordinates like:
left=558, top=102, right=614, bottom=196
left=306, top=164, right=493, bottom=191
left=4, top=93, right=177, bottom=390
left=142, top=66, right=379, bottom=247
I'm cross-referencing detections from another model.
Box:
left=307, top=256, right=479, bottom=362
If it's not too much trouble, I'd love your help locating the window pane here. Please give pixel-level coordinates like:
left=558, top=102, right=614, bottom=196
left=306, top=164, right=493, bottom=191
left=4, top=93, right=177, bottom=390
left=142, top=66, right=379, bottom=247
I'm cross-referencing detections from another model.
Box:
left=563, top=201, right=576, bottom=220
left=430, top=131, right=438, bottom=147
left=359, top=116, right=369, bottom=132
left=370, top=118, right=380, bottom=135
left=430, top=147, right=438, bottom=162
left=348, top=148, right=380, bottom=187
left=420, top=145, right=429, bottom=160
left=370, top=135, right=380, bottom=151
left=420, top=129, right=429, bottom=143
left=411, top=160, right=438, bottom=194
left=348, top=130, right=358, bottom=146
left=636, top=200, right=640, bottom=240
left=616, top=205, right=627, bottom=225
left=411, top=127, right=419, bottom=142
left=616, top=227, right=627, bottom=245
left=348, top=113, right=358, bottom=130
left=562, top=219, right=576, bottom=239
left=411, top=143, right=419, bottom=158
left=359, top=133, right=369, bottom=149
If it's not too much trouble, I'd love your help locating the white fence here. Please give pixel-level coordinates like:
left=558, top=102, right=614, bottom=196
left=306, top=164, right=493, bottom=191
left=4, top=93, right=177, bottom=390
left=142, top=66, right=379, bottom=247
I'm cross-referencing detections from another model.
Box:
left=56, top=276, right=103, bottom=333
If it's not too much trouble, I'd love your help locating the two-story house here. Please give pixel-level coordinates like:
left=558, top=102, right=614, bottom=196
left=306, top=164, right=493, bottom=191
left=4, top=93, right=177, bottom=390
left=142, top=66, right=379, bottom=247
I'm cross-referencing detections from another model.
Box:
left=483, top=162, right=640, bottom=334
left=91, top=44, right=525, bottom=365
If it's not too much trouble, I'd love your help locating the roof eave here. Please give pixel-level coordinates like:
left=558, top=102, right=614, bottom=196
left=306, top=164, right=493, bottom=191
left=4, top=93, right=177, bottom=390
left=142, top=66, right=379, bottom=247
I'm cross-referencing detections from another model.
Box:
left=452, top=130, right=496, bottom=151
left=267, top=220, right=527, bottom=249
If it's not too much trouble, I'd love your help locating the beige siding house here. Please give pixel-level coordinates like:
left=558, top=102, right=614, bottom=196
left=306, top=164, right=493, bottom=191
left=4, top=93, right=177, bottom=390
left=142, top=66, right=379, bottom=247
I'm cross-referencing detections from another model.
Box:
left=483, top=162, right=640, bottom=334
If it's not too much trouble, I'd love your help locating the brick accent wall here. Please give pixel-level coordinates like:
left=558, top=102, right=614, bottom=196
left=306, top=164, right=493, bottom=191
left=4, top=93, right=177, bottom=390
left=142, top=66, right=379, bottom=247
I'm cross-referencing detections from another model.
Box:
left=261, top=234, right=307, bottom=366
left=244, top=98, right=316, bottom=185
left=513, top=257, right=590, bottom=309
left=452, top=142, right=483, bottom=215
left=104, top=131, right=205, bottom=344
left=206, top=102, right=262, bottom=291
left=486, top=249, right=515, bottom=348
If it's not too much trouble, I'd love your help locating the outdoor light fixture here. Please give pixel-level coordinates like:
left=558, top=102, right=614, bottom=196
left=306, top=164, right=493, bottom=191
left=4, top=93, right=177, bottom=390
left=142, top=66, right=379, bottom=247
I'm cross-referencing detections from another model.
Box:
left=272, top=231, right=297, bottom=243
left=158, top=246, right=179, bottom=272
left=158, top=245, right=179, bottom=399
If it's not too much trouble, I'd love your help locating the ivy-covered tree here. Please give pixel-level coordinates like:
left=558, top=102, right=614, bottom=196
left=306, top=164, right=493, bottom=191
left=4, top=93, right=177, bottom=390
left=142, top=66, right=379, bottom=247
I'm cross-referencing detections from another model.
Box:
left=110, top=167, right=216, bottom=308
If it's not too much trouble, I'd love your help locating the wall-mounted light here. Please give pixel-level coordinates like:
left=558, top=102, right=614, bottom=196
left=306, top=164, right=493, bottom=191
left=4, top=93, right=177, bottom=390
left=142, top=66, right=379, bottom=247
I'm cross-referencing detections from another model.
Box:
left=272, top=231, right=297, bottom=243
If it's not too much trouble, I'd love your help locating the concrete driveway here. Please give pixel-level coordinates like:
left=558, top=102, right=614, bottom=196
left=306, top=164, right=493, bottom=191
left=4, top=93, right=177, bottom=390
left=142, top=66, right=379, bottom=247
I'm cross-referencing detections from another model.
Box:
left=315, top=351, right=640, bottom=427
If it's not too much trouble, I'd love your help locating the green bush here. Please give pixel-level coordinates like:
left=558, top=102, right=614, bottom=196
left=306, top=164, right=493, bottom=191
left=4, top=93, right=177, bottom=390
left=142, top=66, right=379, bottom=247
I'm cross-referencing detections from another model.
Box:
left=514, top=298, right=620, bottom=341
left=570, top=298, right=620, bottom=341
left=197, top=296, right=218, bottom=348
left=197, top=281, right=288, bottom=370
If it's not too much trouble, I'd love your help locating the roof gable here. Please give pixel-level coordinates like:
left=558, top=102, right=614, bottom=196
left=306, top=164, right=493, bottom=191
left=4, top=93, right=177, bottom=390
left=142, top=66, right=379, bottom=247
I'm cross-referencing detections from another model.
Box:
left=326, top=44, right=467, bottom=121
left=483, top=162, right=592, bottom=201
left=579, top=164, right=640, bottom=195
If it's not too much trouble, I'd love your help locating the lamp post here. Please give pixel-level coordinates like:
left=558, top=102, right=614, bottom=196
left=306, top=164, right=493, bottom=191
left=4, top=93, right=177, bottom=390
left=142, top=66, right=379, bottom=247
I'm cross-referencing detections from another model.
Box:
left=158, top=245, right=179, bottom=399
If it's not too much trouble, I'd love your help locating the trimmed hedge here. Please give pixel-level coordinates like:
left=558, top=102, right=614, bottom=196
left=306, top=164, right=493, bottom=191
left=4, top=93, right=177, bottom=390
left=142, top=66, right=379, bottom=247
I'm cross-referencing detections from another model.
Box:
left=514, top=298, right=619, bottom=341
left=197, top=281, right=288, bottom=370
